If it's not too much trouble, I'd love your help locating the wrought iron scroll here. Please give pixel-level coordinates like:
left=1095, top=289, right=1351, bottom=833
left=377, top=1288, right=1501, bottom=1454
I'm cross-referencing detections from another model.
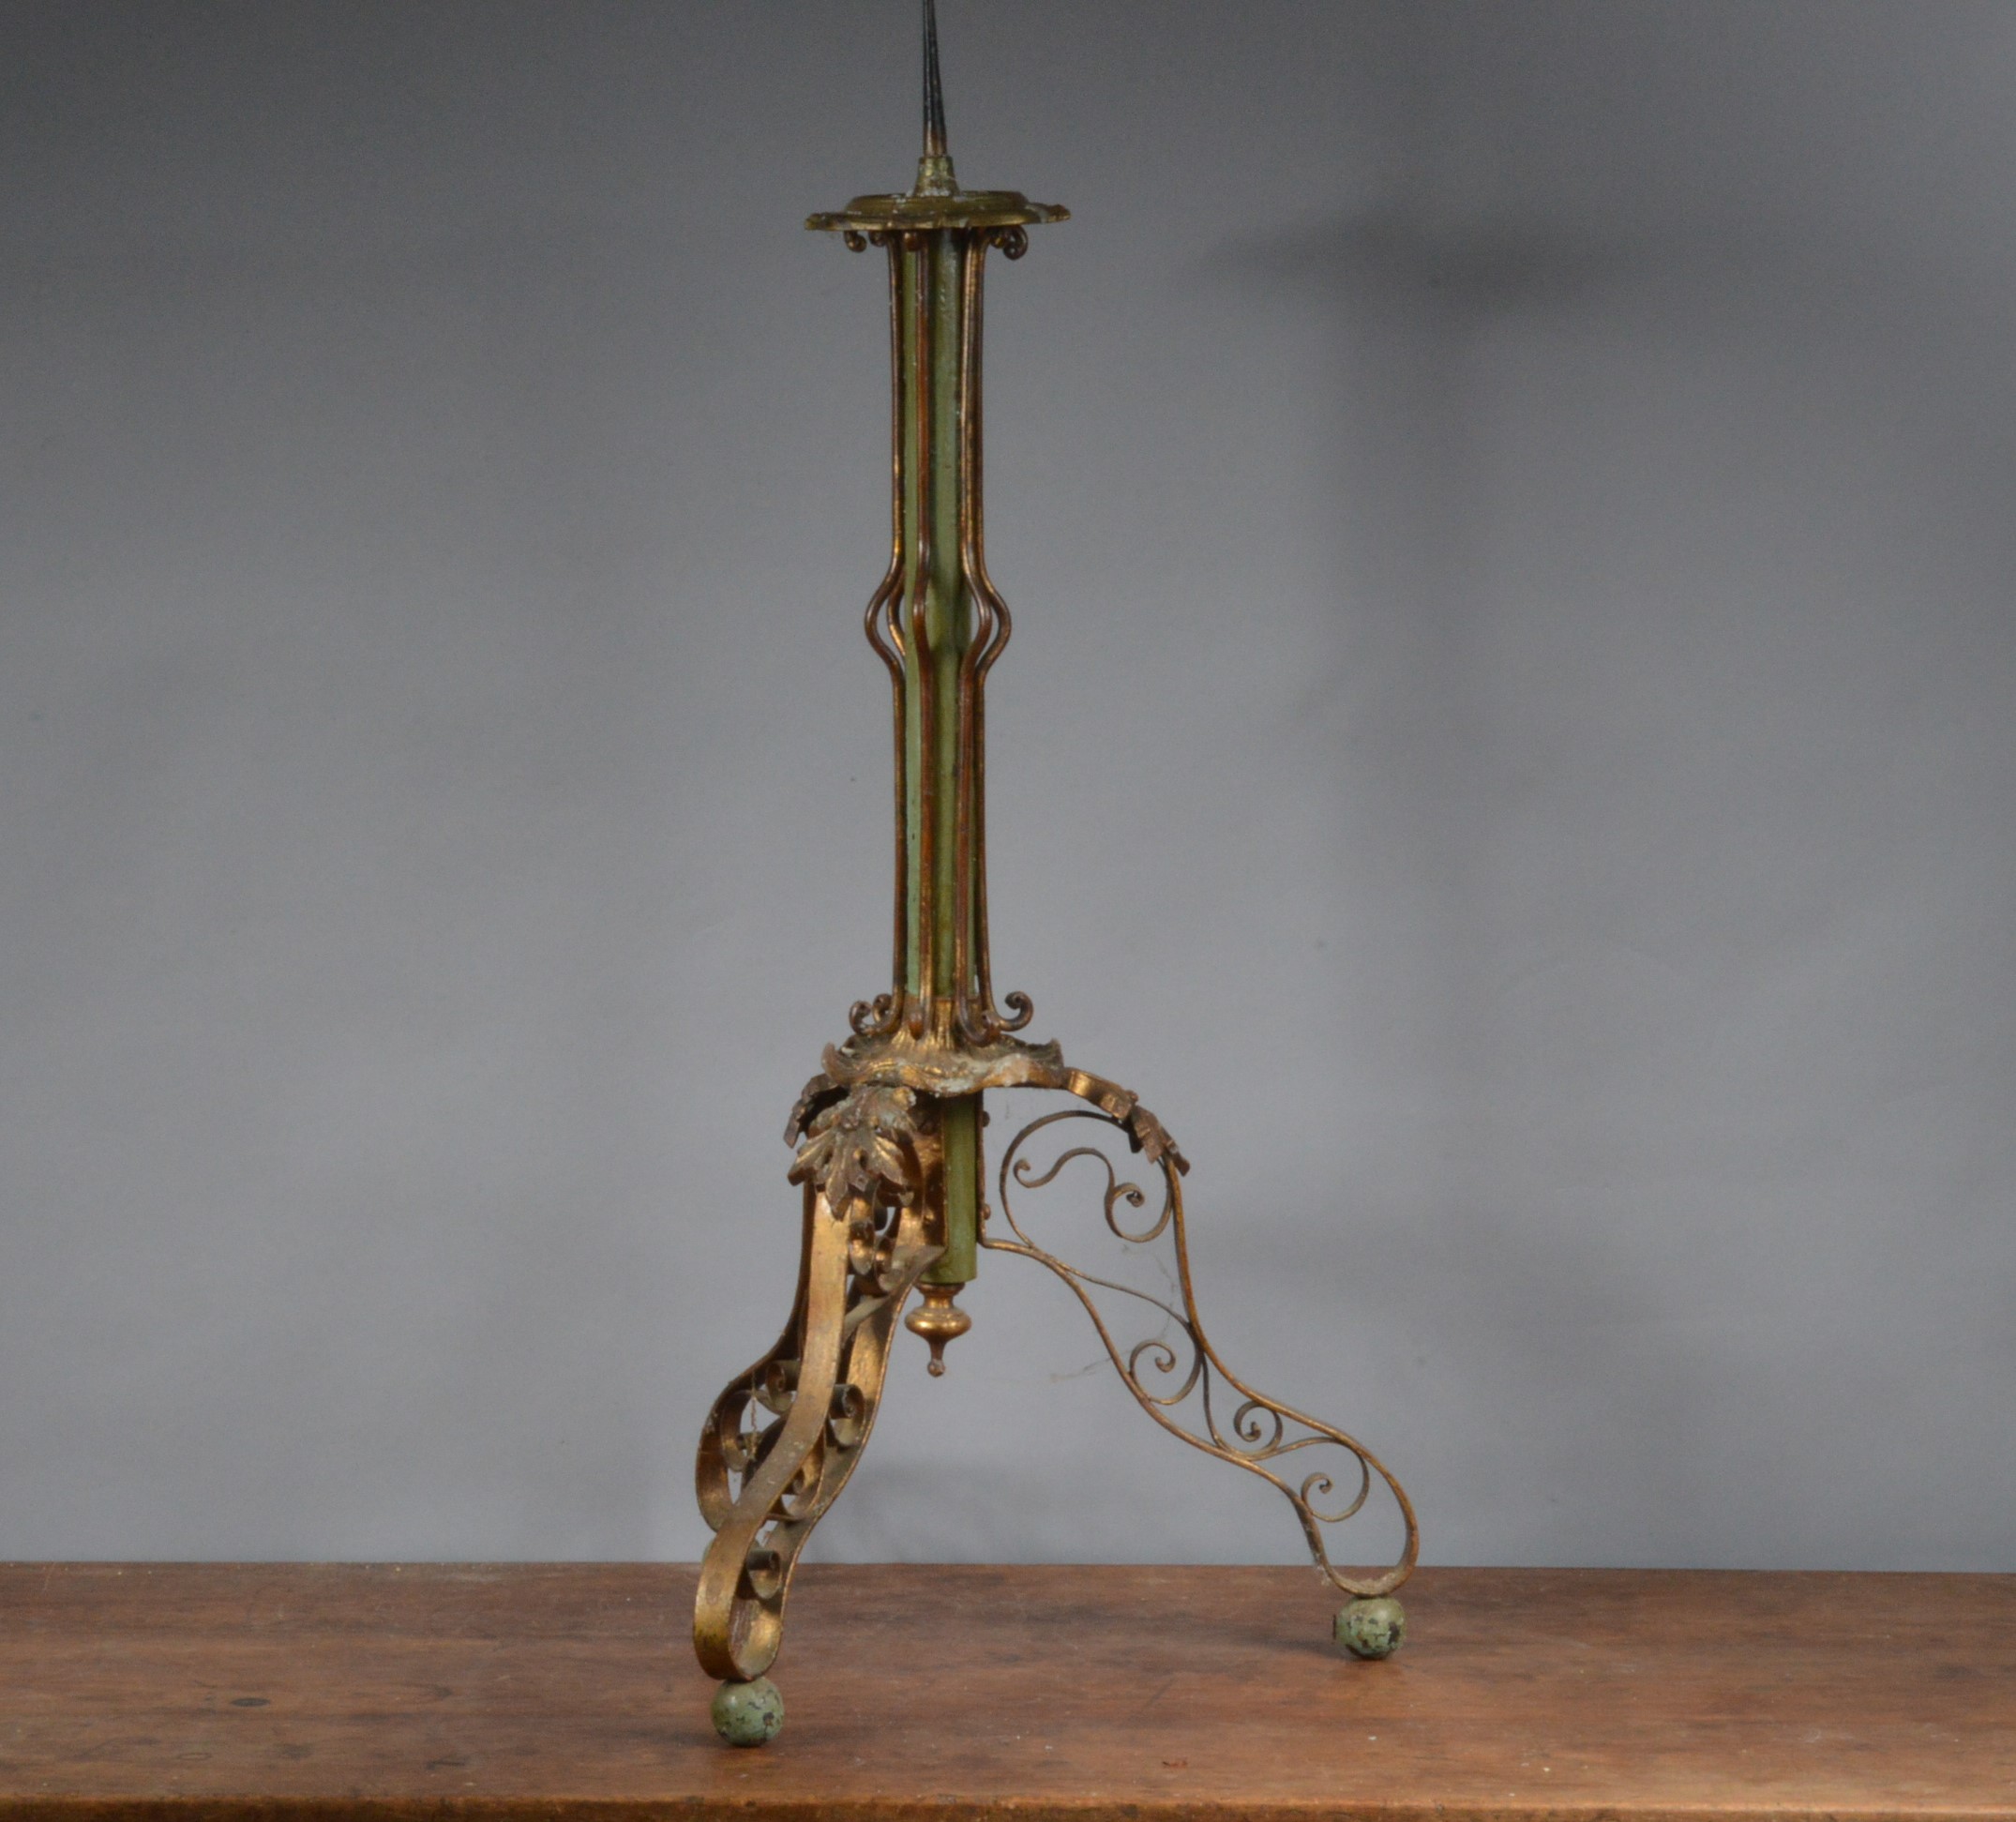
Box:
left=983, top=1095, right=1419, bottom=1597
left=694, top=1087, right=941, bottom=1680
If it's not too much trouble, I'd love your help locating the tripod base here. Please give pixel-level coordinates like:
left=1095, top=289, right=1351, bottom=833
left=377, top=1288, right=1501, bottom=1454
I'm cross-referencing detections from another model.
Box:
left=693, top=1052, right=1419, bottom=1742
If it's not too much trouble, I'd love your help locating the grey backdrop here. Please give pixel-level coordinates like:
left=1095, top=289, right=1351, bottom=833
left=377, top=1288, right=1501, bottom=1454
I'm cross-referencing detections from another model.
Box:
left=2, top=0, right=2010, bottom=1569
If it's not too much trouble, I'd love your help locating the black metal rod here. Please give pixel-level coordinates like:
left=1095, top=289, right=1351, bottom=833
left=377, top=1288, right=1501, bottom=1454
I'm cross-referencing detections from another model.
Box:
left=923, top=0, right=948, bottom=158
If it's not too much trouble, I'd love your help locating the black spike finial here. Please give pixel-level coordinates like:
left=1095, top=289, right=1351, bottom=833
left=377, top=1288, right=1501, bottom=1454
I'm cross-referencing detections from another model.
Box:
left=923, top=0, right=948, bottom=158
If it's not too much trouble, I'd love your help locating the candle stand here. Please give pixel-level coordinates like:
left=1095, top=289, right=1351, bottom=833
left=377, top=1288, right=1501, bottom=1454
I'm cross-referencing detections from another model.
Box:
left=693, top=5, right=1419, bottom=1747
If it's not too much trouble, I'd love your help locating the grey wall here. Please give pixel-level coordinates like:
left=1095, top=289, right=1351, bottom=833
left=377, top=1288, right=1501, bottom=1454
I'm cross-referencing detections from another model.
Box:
left=1, top=0, right=2009, bottom=1569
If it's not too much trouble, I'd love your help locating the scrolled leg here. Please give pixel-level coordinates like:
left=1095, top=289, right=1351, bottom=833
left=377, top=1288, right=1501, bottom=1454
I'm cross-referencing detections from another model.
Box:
left=693, top=1086, right=942, bottom=1729
left=982, top=1083, right=1419, bottom=1609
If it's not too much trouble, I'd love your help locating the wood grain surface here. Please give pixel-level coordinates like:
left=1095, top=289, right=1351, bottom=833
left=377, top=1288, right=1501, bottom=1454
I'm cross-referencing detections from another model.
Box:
left=0, top=1562, right=2009, bottom=1821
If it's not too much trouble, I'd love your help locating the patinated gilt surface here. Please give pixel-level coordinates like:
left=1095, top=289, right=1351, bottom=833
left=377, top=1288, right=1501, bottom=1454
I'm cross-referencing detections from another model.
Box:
left=691, top=2, right=1418, bottom=1703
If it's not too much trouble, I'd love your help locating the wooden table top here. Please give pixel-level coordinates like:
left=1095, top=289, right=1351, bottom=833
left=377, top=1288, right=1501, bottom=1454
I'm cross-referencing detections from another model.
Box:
left=1, top=1562, right=2009, bottom=1821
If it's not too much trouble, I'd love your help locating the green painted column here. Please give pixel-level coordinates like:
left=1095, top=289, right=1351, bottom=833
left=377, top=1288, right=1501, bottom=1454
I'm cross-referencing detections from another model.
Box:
left=900, top=227, right=982, bottom=1286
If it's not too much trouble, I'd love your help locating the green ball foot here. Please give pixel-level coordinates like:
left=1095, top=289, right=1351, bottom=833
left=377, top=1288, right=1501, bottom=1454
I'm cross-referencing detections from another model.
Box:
left=711, top=1676, right=784, bottom=1747
left=1334, top=1595, right=1407, bottom=1660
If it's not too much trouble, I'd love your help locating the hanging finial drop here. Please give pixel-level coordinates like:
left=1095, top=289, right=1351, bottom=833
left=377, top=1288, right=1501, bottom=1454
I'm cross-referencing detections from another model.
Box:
left=915, top=0, right=957, bottom=194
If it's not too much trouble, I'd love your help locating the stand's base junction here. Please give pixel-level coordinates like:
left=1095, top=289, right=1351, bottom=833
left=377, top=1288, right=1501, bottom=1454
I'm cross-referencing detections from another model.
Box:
left=692, top=1039, right=1422, bottom=1739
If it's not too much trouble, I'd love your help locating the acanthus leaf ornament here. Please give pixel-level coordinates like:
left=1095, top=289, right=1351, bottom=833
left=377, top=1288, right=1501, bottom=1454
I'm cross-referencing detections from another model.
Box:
left=790, top=1085, right=921, bottom=1224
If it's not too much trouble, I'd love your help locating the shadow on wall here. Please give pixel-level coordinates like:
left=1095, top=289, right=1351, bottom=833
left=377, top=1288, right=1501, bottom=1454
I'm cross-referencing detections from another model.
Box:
left=1178, top=199, right=2016, bottom=1568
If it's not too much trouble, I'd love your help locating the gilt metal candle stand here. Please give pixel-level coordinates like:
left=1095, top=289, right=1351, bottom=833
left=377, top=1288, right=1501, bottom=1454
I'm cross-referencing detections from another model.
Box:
left=694, top=5, right=1418, bottom=1747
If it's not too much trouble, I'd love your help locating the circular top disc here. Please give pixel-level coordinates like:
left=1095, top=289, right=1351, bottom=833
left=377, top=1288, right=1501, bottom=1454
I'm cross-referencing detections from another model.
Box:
left=807, top=190, right=1069, bottom=235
